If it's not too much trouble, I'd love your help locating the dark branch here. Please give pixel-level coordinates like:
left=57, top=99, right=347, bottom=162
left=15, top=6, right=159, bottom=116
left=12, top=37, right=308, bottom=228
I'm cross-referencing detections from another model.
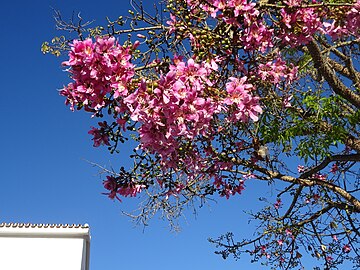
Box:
left=300, top=154, right=360, bottom=179
left=307, top=40, right=360, bottom=109
left=236, top=159, right=360, bottom=213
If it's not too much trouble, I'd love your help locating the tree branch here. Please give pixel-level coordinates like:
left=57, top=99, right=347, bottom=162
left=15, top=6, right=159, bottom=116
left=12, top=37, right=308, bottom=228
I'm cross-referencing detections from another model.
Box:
left=236, top=159, right=360, bottom=213
left=278, top=186, right=303, bottom=220
left=328, top=59, right=360, bottom=88
left=300, top=154, right=360, bottom=179
left=307, top=40, right=360, bottom=108
left=296, top=204, right=333, bottom=227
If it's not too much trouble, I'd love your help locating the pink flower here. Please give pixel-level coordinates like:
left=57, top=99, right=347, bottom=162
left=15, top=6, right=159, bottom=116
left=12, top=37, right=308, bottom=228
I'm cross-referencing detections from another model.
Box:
left=285, top=228, right=294, bottom=239
left=330, top=163, right=339, bottom=174
left=243, top=172, right=255, bottom=180
left=88, top=122, right=110, bottom=147
left=342, top=244, right=351, bottom=253
left=282, top=95, right=293, bottom=108
left=312, top=194, right=320, bottom=202
left=312, top=173, right=327, bottom=181
left=274, top=199, right=282, bottom=209
left=117, top=184, right=145, bottom=197
left=278, top=6, right=323, bottom=46
left=214, top=176, right=224, bottom=188
left=326, top=256, right=333, bottom=262
left=325, top=1, right=360, bottom=39
left=297, top=165, right=305, bottom=173
left=224, top=77, right=262, bottom=122
left=284, top=0, right=301, bottom=7
left=240, top=21, right=274, bottom=52
left=233, top=181, right=245, bottom=195
left=103, top=176, right=121, bottom=201
left=166, top=13, right=178, bottom=34
left=257, top=58, right=297, bottom=85
left=213, top=0, right=227, bottom=10
left=122, top=57, right=227, bottom=172
left=116, top=118, right=127, bottom=131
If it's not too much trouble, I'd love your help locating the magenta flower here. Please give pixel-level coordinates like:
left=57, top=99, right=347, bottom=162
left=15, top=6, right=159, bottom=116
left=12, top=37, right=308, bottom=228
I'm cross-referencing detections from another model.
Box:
left=103, top=176, right=121, bottom=201
left=88, top=122, right=110, bottom=147
left=330, top=163, right=339, bottom=174
left=258, top=57, right=298, bottom=85
left=228, top=0, right=257, bottom=17
left=224, top=77, right=262, bottom=122
left=278, top=5, right=323, bottom=46
left=274, top=199, right=282, bottom=209
left=343, top=244, right=351, bottom=253
left=326, top=256, right=333, bottom=262
left=297, top=165, right=305, bottom=173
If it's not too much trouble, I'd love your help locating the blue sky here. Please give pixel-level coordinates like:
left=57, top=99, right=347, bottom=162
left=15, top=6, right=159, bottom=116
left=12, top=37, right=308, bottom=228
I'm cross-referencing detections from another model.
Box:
left=0, top=1, right=288, bottom=269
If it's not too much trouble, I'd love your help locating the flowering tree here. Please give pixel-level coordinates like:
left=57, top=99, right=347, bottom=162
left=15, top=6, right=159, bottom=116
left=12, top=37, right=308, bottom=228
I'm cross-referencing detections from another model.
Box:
left=43, top=0, right=360, bottom=269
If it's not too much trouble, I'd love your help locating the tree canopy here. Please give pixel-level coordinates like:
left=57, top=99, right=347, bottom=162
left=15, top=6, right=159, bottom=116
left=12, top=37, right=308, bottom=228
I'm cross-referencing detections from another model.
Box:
left=43, top=0, right=360, bottom=269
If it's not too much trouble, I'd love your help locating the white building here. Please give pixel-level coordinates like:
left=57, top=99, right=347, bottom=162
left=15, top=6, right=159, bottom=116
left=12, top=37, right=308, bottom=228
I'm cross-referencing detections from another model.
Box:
left=0, top=223, right=90, bottom=270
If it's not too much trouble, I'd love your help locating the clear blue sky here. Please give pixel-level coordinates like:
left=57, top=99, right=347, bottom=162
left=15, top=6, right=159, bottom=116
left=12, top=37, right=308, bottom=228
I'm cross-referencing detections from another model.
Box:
left=0, top=1, right=288, bottom=269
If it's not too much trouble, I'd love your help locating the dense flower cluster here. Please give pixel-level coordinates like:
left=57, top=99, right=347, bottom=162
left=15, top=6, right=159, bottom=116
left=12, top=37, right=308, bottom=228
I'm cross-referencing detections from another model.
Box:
left=324, top=1, right=360, bottom=39
left=61, top=38, right=264, bottom=198
left=185, top=0, right=360, bottom=49
left=122, top=58, right=263, bottom=176
left=224, top=77, right=262, bottom=122
left=257, top=57, right=298, bottom=85
left=60, top=37, right=135, bottom=111
left=190, top=0, right=275, bottom=52
left=214, top=175, right=245, bottom=199
left=124, top=58, right=223, bottom=158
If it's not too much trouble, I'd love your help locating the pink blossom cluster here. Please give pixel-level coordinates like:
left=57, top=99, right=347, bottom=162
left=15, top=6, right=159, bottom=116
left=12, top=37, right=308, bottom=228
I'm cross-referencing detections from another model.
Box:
left=240, top=21, right=274, bottom=53
left=257, top=57, right=298, bottom=85
left=212, top=0, right=274, bottom=52
left=185, top=0, right=360, bottom=49
left=279, top=2, right=323, bottom=46
left=186, top=0, right=257, bottom=18
left=185, top=0, right=273, bottom=52
left=270, top=0, right=360, bottom=45
left=224, top=77, right=262, bottom=122
left=123, top=58, right=222, bottom=158
left=60, top=37, right=135, bottom=112
left=214, top=176, right=245, bottom=199
left=324, top=0, right=360, bottom=39
left=346, top=2, right=360, bottom=35
left=123, top=57, right=262, bottom=161
left=61, top=38, right=264, bottom=199
left=103, top=175, right=145, bottom=201
left=226, top=1, right=275, bottom=53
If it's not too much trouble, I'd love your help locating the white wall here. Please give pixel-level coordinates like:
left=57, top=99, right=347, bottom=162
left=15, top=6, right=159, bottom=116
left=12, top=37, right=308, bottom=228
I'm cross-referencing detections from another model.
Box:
left=0, top=225, right=90, bottom=270
left=0, top=237, right=85, bottom=270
